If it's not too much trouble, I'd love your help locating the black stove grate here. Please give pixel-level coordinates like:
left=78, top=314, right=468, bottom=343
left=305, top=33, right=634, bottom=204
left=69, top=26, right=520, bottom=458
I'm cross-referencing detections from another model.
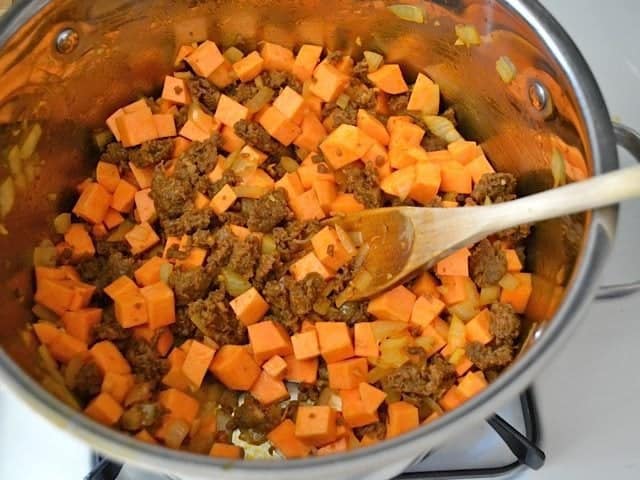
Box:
left=86, top=388, right=543, bottom=480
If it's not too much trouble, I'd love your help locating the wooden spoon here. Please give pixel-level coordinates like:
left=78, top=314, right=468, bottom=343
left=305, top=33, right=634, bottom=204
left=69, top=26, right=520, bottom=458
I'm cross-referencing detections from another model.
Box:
left=335, top=165, right=640, bottom=301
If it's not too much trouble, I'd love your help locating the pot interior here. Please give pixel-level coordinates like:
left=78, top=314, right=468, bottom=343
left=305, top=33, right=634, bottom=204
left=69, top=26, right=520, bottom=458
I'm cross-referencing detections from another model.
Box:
left=0, top=0, right=597, bottom=456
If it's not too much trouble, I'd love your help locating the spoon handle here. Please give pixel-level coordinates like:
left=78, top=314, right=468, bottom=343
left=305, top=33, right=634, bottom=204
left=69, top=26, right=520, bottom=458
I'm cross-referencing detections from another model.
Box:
left=478, top=164, right=640, bottom=234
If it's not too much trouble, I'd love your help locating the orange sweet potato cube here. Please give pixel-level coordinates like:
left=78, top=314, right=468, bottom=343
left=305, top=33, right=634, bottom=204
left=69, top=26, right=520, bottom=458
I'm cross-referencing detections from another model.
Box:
left=153, top=114, right=177, bottom=138
left=289, top=189, right=326, bottom=221
left=116, top=110, right=158, bottom=148
left=111, top=179, right=138, bottom=213
left=140, top=281, right=176, bottom=329
left=410, top=295, right=445, bottom=328
left=124, top=222, right=160, bottom=255
left=182, top=340, right=216, bottom=389
left=386, top=401, right=419, bottom=438
left=295, top=406, right=337, bottom=447
left=96, top=162, right=121, bottom=194
left=315, top=322, right=354, bottom=363
left=186, top=40, right=225, bottom=77
left=249, top=370, right=290, bottom=405
left=134, top=188, right=157, bottom=223
left=64, top=224, right=96, bottom=261
left=85, top=393, right=123, bottom=426
left=209, top=443, right=244, bottom=460
left=209, top=345, right=261, bottom=391
left=273, top=86, right=306, bottom=124
left=230, top=287, right=270, bottom=326
left=320, top=124, right=375, bottom=170
left=311, top=226, right=353, bottom=271
left=368, top=64, right=409, bottom=95
left=293, top=44, right=323, bottom=82
left=290, top=252, right=334, bottom=281
left=267, top=419, right=311, bottom=459
left=210, top=184, right=237, bottom=215
left=259, top=106, right=301, bottom=146
left=291, top=330, right=320, bottom=360
left=436, top=248, right=471, bottom=277
left=232, top=51, right=264, bottom=82
left=114, top=290, right=148, bottom=328
left=407, top=73, right=440, bottom=115
left=409, top=162, right=442, bottom=205
left=248, top=320, right=293, bottom=364
left=161, top=76, right=191, bottom=105
left=262, top=355, right=288, bottom=380
left=327, top=358, right=368, bottom=390
left=367, top=285, right=417, bottom=323
left=260, top=42, right=295, bottom=72
left=309, top=63, right=349, bottom=102
left=354, top=322, right=379, bottom=358
left=73, top=183, right=112, bottom=224
left=215, top=94, right=249, bottom=128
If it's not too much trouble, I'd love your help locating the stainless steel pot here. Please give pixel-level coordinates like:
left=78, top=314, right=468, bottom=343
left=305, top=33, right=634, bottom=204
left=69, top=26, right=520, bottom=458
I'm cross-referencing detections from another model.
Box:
left=0, top=1, right=639, bottom=479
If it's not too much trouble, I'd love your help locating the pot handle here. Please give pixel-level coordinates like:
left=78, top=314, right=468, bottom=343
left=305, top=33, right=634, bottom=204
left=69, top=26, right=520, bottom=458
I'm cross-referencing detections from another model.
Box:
left=595, top=122, right=640, bottom=300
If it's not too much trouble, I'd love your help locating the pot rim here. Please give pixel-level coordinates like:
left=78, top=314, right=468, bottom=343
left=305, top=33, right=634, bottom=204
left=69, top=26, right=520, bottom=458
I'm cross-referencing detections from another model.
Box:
left=0, top=0, right=619, bottom=475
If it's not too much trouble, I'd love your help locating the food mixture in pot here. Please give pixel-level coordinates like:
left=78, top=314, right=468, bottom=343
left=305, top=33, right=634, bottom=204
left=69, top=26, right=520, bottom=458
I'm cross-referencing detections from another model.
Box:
left=26, top=38, right=533, bottom=459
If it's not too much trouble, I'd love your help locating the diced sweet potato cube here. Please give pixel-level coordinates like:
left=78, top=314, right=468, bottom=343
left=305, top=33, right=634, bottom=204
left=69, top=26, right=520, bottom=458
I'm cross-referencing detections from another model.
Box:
left=315, top=322, right=354, bottom=363
left=186, top=40, right=225, bottom=77
left=293, top=44, right=323, bottom=82
left=386, top=401, right=419, bottom=438
left=290, top=252, right=334, bottom=281
left=295, top=405, right=337, bottom=447
left=230, top=288, right=270, bottom=327
left=114, top=290, right=148, bottom=328
left=125, top=222, right=160, bottom=255
left=268, top=419, right=311, bottom=458
left=436, top=248, right=471, bottom=277
left=311, top=226, right=353, bottom=271
left=214, top=94, right=249, bottom=128
left=289, top=190, right=326, bottom=221
left=407, top=73, right=440, bottom=115
left=367, top=286, right=417, bottom=323
left=85, top=393, right=123, bottom=426
left=250, top=370, right=289, bottom=405
left=210, top=184, right=237, bottom=214
left=273, top=86, right=306, bottom=124
left=291, top=330, right=320, bottom=360
left=309, top=63, right=349, bottom=102
left=73, top=183, right=112, bottom=224
left=259, top=106, right=302, bottom=146
left=368, top=65, right=409, bottom=94
left=140, top=281, right=176, bottom=329
left=320, top=124, right=374, bottom=170
left=232, top=51, right=264, bottom=82
left=260, top=42, right=295, bottom=72
left=209, top=345, right=261, bottom=391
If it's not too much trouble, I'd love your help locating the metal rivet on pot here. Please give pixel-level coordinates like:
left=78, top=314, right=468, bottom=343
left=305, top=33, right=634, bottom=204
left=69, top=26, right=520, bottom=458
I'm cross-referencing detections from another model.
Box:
left=55, top=28, right=79, bottom=54
left=528, top=81, right=549, bottom=112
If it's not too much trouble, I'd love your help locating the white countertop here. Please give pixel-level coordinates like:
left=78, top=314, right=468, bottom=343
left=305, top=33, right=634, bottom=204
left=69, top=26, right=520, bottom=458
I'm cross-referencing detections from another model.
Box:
left=524, top=0, right=640, bottom=478
left=1, top=1, right=640, bottom=480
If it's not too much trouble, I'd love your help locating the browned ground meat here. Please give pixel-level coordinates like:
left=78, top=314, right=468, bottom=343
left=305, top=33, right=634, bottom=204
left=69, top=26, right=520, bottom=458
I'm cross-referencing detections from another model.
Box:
left=209, top=170, right=240, bottom=199
left=330, top=105, right=358, bottom=128
left=263, top=273, right=324, bottom=333
left=325, top=301, right=369, bottom=326
left=469, top=239, right=507, bottom=287
left=72, top=361, right=103, bottom=401
left=120, top=402, right=164, bottom=432
left=205, top=227, right=236, bottom=276
left=161, top=207, right=214, bottom=237
left=234, top=120, right=290, bottom=157
left=188, top=78, right=221, bottom=113
left=92, top=307, right=131, bottom=347
left=151, top=170, right=192, bottom=220
left=78, top=252, right=137, bottom=291
left=225, top=82, right=259, bottom=104
left=421, top=133, right=450, bottom=152
left=174, top=105, right=189, bottom=131
left=472, top=173, right=517, bottom=204
left=100, top=142, right=129, bottom=168
left=125, top=339, right=169, bottom=383
left=174, top=137, right=218, bottom=193
left=381, top=356, right=456, bottom=399
left=489, top=303, right=520, bottom=345
left=338, top=163, right=383, bottom=208
left=496, top=224, right=532, bottom=247
left=187, top=289, right=248, bottom=346
left=346, top=79, right=376, bottom=109
left=259, top=71, right=302, bottom=93
left=272, top=220, right=322, bottom=263
left=169, top=267, right=213, bottom=306
left=297, top=383, right=323, bottom=403
left=388, top=93, right=410, bottom=115
left=226, top=235, right=261, bottom=279
left=129, top=139, right=174, bottom=168
left=254, top=253, right=282, bottom=288
left=354, top=421, right=387, bottom=441
left=171, top=307, right=200, bottom=342
left=352, top=59, right=370, bottom=83
left=245, top=190, right=292, bottom=233
left=233, top=395, right=286, bottom=444
left=466, top=342, right=514, bottom=370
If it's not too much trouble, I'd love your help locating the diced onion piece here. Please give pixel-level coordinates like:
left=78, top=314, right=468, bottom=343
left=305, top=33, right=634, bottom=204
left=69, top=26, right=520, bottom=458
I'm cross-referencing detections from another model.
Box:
left=245, top=87, right=275, bottom=114
left=334, top=224, right=358, bottom=256
left=32, top=304, right=59, bottom=322
left=385, top=390, right=402, bottom=403
left=174, top=71, right=194, bottom=80
left=448, top=300, right=479, bottom=322
left=351, top=269, right=373, bottom=292
left=0, top=177, right=15, bottom=217
left=388, top=4, right=425, bottom=24
left=371, top=321, right=408, bottom=341
left=107, top=220, right=135, bottom=242
left=422, top=115, right=463, bottom=144
left=20, top=123, right=42, bottom=159
left=313, top=298, right=330, bottom=315
left=53, top=213, right=72, bottom=234
left=415, top=335, right=435, bottom=352
left=279, top=156, right=299, bottom=174
left=480, top=285, right=501, bottom=305
left=352, top=242, right=370, bottom=270
left=223, top=46, right=245, bottom=64
left=254, top=75, right=265, bottom=89
left=551, top=148, right=566, bottom=187
left=165, top=418, right=190, bottom=449
left=64, top=354, right=86, bottom=389
left=94, top=129, right=114, bottom=150
left=8, top=145, right=22, bottom=176
left=159, top=263, right=174, bottom=284
left=231, top=152, right=260, bottom=177
left=261, top=234, right=276, bottom=255
left=222, top=268, right=252, bottom=297
left=364, top=51, right=384, bottom=73
left=348, top=230, right=364, bottom=247
left=447, top=315, right=466, bottom=352
left=33, top=246, right=57, bottom=267
left=216, top=410, right=231, bottom=432
left=455, top=24, right=481, bottom=46
left=41, top=375, right=81, bottom=411
left=37, top=345, right=65, bottom=385
left=233, top=185, right=272, bottom=199
left=423, top=397, right=444, bottom=416
left=499, top=273, right=519, bottom=290
left=496, top=56, right=517, bottom=84
left=379, top=336, right=410, bottom=368
left=367, top=365, right=392, bottom=384
left=124, top=382, right=153, bottom=407
left=336, top=94, right=350, bottom=110
left=448, top=347, right=466, bottom=366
